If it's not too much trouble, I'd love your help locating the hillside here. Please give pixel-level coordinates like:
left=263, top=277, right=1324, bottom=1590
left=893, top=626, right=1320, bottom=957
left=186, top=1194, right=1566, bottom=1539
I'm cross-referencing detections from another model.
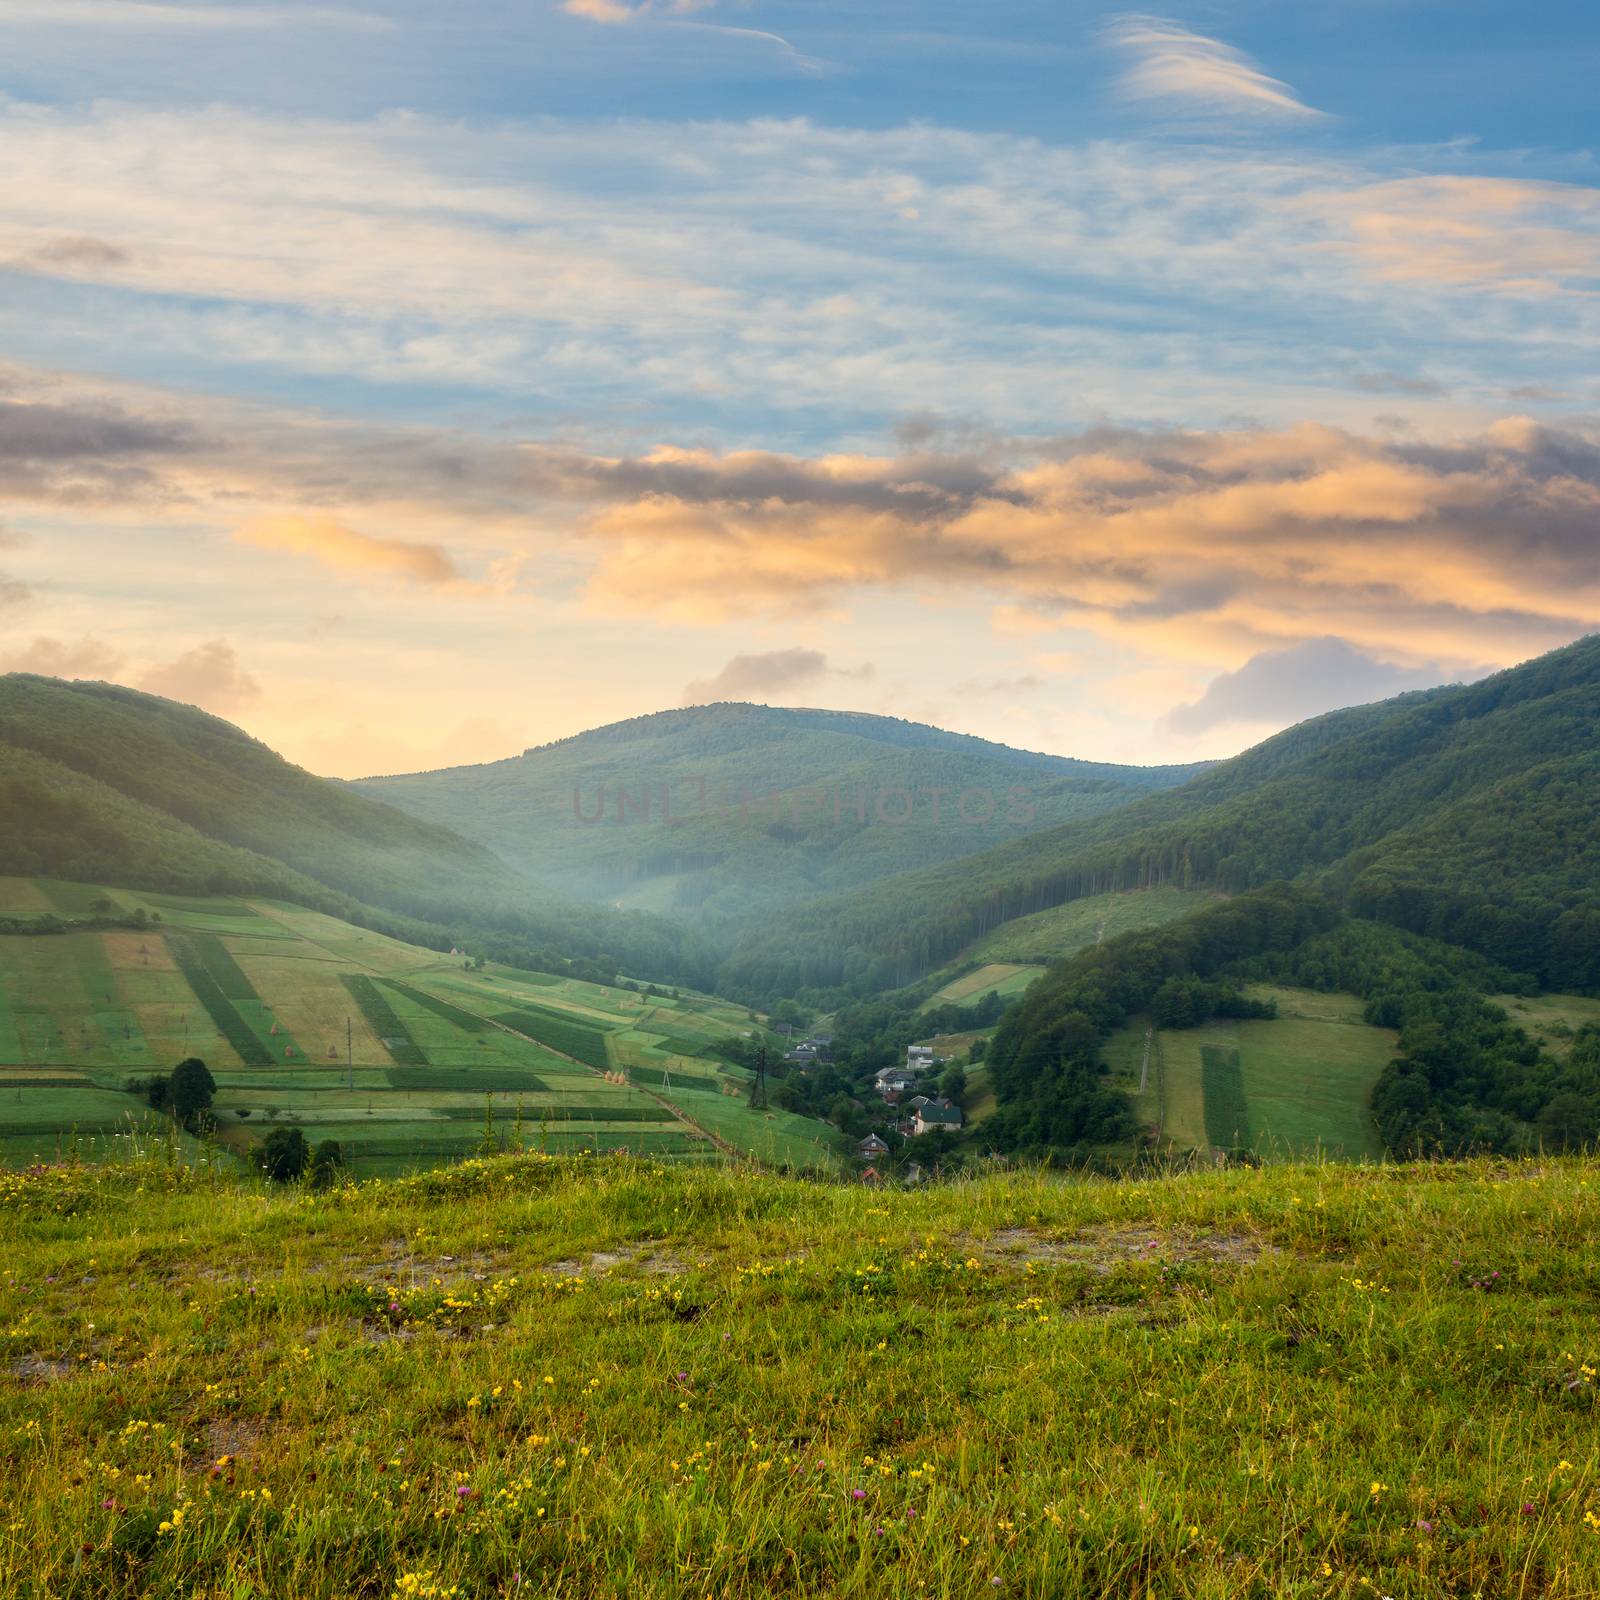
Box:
left=0, top=676, right=717, bottom=987
left=4, top=1151, right=1600, bottom=1598
left=353, top=703, right=1204, bottom=930
left=0, top=876, right=835, bottom=1173
left=719, top=637, right=1600, bottom=999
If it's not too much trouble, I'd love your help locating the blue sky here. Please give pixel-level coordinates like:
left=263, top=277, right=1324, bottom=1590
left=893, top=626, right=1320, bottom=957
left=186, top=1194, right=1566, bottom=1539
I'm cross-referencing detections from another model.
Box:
left=1, top=0, right=1597, bottom=776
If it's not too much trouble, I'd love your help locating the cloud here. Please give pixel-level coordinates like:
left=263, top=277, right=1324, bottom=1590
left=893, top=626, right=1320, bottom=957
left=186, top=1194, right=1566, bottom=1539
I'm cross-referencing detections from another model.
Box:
left=574, top=418, right=1600, bottom=671
left=9, top=236, right=130, bottom=275
left=1103, top=15, right=1326, bottom=121
left=681, top=647, right=837, bottom=705
left=237, top=513, right=463, bottom=586
left=950, top=674, right=1045, bottom=697
left=1348, top=370, right=1445, bottom=398
left=0, top=574, right=30, bottom=609
left=1316, top=176, right=1600, bottom=293
left=1, top=101, right=1597, bottom=430
left=562, top=0, right=714, bottom=22
left=139, top=640, right=261, bottom=712
left=1162, top=637, right=1460, bottom=734
left=0, top=395, right=199, bottom=506
left=0, top=637, right=123, bottom=679
left=4, top=360, right=1599, bottom=677
left=0, top=0, right=388, bottom=30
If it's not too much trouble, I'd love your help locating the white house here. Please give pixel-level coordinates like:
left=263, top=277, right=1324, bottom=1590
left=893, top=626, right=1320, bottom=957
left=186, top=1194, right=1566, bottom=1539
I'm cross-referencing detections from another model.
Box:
left=912, top=1101, right=963, bottom=1136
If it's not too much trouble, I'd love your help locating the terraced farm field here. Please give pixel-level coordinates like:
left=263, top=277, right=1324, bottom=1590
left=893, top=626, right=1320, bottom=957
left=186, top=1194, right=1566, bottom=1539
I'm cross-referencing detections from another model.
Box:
left=0, top=879, right=839, bottom=1174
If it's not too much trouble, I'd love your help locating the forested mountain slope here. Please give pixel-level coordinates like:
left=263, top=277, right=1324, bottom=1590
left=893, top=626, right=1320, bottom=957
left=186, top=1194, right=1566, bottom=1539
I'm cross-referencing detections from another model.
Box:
left=353, top=702, right=1205, bottom=929
left=720, top=636, right=1600, bottom=1000
left=0, top=676, right=715, bottom=985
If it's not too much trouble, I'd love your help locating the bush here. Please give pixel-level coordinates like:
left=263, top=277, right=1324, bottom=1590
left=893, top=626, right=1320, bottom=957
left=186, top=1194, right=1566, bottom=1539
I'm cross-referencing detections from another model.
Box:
left=256, top=1127, right=310, bottom=1183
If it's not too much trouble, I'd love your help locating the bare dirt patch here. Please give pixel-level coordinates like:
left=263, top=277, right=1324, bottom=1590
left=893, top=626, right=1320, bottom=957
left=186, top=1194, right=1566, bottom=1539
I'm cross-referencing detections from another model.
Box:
left=7, top=1355, right=75, bottom=1385
left=971, top=1223, right=1268, bottom=1270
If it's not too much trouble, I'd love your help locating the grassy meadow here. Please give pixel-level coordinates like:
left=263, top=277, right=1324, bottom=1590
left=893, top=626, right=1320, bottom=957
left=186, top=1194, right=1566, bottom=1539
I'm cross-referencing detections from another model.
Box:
left=964, top=886, right=1217, bottom=966
left=1105, top=987, right=1396, bottom=1162
left=0, top=879, right=838, bottom=1175
left=3, top=1150, right=1600, bottom=1598
left=922, top=963, right=1046, bottom=1012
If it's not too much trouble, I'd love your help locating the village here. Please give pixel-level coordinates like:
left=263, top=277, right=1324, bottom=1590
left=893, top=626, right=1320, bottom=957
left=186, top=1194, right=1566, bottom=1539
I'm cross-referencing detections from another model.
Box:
left=777, top=1027, right=965, bottom=1179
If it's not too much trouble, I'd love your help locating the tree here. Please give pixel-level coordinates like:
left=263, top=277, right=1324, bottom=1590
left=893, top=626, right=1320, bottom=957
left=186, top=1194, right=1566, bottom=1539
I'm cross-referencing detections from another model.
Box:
left=1537, top=1093, right=1599, bottom=1152
left=256, top=1126, right=310, bottom=1183
left=308, top=1139, right=346, bottom=1189
left=167, top=1058, right=216, bottom=1126
left=939, top=1063, right=968, bottom=1107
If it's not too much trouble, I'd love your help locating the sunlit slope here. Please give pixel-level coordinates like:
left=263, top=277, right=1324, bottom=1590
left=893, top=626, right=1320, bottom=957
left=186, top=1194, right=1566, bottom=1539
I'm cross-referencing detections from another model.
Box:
left=0, top=675, right=719, bottom=987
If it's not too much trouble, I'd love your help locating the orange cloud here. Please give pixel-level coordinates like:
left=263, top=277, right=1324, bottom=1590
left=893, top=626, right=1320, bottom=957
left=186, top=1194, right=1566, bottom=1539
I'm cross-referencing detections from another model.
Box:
left=573, top=419, right=1600, bottom=669
left=237, top=513, right=461, bottom=585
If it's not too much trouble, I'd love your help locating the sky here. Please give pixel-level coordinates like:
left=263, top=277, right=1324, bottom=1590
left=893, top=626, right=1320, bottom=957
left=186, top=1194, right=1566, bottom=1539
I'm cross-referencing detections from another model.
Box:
left=1, top=0, right=1598, bottom=777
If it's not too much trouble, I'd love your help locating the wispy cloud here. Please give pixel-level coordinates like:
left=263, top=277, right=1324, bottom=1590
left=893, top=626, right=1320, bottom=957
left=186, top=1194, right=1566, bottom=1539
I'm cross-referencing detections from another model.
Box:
left=139, top=640, right=261, bottom=712
left=1, top=636, right=123, bottom=679
left=0, top=0, right=389, bottom=30
left=681, top=646, right=868, bottom=705
left=562, top=0, right=714, bottom=24
left=1162, top=636, right=1456, bottom=734
left=675, top=21, right=826, bottom=75
left=237, top=514, right=463, bottom=586
left=1103, top=14, right=1326, bottom=121
left=3, top=102, right=1592, bottom=433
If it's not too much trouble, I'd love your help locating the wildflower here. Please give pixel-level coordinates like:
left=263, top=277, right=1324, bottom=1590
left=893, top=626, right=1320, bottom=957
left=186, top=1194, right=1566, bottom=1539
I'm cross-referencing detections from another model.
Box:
left=852, top=1488, right=867, bottom=1500
left=1369, top=1481, right=1388, bottom=1499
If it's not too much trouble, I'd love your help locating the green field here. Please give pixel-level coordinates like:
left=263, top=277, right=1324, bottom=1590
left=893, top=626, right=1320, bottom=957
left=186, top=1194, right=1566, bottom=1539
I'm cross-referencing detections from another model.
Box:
left=922, top=962, right=1046, bottom=1011
left=963, top=886, right=1218, bottom=965
left=1492, top=992, right=1600, bottom=1058
left=0, top=879, right=836, bottom=1174
left=1105, top=986, right=1395, bottom=1160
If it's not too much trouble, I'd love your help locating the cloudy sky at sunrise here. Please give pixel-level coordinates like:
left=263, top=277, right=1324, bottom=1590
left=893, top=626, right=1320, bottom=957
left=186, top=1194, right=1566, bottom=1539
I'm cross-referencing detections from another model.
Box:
left=2, top=0, right=1598, bottom=777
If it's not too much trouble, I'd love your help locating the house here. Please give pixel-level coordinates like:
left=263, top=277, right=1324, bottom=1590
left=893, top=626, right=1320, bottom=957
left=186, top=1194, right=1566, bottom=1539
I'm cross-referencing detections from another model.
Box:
left=856, top=1133, right=890, bottom=1158
left=912, top=1101, right=963, bottom=1136
left=906, top=1044, right=935, bottom=1067
left=875, top=1066, right=919, bottom=1097
left=860, top=1165, right=884, bottom=1186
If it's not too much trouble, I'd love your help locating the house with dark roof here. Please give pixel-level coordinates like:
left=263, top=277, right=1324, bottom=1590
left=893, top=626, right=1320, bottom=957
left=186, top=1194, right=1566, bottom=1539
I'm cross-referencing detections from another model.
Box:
left=856, top=1132, right=890, bottom=1158
left=912, top=1101, right=963, bottom=1136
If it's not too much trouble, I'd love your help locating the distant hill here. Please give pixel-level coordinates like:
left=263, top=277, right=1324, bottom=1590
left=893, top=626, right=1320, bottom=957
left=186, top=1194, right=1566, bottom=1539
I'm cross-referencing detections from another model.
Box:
left=0, top=676, right=716, bottom=986
left=353, top=703, right=1205, bottom=930
left=718, top=636, right=1600, bottom=1000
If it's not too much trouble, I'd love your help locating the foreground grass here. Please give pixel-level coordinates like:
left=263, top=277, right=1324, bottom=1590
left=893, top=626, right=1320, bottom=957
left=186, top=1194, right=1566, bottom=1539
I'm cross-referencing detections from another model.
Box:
left=2, top=1153, right=1599, bottom=1598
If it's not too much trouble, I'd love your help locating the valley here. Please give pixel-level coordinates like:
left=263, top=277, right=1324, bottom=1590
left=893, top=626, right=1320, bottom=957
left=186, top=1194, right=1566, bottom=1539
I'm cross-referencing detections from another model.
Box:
left=0, top=877, right=838, bottom=1175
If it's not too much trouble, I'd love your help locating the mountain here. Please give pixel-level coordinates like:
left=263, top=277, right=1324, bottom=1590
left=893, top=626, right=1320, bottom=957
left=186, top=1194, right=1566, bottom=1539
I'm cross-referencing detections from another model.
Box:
left=0, top=675, right=715, bottom=985
left=352, top=703, right=1205, bottom=932
left=718, top=636, right=1600, bottom=1000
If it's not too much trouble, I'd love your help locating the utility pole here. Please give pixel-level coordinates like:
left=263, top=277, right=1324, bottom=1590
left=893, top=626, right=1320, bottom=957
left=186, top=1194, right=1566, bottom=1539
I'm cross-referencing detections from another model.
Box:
left=749, top=1042, right=769, bottom=1111
left=347, top=1016, right=354, bottom=1091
